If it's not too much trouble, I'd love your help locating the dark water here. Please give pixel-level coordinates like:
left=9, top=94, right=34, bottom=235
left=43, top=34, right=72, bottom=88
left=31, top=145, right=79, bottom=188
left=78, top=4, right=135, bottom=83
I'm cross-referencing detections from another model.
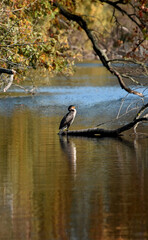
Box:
left=0, top=62, right=148, bottom=240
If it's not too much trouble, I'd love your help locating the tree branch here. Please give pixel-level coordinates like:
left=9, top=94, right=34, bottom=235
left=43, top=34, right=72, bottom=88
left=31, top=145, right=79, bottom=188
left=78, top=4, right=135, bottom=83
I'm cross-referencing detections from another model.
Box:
left=133, top=103, right=148, bottom=133
left=53, top=1, right=143, bottom=97
left=59, top=103, right=148, bottom=137
left=0, top=67, right=16, bottom=75
left=99, top=0, right=145, bottom=30
left=134, top=103, right=148, bottom=121
left=3, top=74, right=14, bottom=92
left=60, top=117, right=147, bottom=137
left=0, top=67, right=16, bottom=92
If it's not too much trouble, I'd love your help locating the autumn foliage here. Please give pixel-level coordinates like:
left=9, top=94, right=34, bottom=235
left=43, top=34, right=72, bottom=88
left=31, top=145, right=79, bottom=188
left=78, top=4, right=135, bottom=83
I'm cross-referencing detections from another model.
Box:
left=0, top=0, right=77, bottom=77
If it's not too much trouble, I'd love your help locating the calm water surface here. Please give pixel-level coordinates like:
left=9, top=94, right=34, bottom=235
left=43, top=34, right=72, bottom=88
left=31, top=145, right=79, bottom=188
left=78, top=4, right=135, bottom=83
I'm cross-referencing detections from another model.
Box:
left=0, top=62, right=148, bottom=240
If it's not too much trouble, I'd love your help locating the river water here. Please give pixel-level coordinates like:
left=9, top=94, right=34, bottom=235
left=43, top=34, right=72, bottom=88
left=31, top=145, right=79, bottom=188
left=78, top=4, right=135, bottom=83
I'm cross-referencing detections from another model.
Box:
left=0, top=62, right=148, bottom=240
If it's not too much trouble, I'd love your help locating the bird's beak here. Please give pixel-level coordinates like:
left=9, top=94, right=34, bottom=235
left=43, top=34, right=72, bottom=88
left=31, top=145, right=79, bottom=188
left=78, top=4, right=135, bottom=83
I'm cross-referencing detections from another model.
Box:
left=71, top=106, right=75, bottom=109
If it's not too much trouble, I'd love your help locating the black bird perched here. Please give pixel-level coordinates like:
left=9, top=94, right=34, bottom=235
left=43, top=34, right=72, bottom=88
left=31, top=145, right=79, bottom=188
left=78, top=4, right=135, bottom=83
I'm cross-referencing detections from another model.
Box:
left=59, top=105, right=76, bottom=133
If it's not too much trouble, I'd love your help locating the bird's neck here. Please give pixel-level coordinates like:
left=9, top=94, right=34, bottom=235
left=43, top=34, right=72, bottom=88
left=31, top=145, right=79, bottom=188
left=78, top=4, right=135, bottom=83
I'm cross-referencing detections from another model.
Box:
left=70, top=109, right=76, bottom=113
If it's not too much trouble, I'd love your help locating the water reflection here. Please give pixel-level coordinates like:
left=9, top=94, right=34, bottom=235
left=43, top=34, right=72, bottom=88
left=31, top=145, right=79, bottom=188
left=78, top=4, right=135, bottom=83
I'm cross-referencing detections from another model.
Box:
left=59, top=135, right=77, bottom=177
left=0, top=105, right=147, bottom=240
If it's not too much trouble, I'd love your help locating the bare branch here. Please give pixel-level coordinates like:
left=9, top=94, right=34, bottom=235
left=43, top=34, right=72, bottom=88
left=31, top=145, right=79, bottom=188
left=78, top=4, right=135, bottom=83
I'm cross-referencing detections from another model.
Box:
left=122, top=74, right=143, bottom=85
left=108, top=58, right=148, bottom=86
left=3, top=74, right=14, bottom=92
left=134, top=103, right=148, bottom=121
left=60, top=117, right=147, bottom=137
left=133, top=103, right=148, bottom=133
left=0, top=67, right=16, bottom=92
left=99, top=0, right=145, bottom=30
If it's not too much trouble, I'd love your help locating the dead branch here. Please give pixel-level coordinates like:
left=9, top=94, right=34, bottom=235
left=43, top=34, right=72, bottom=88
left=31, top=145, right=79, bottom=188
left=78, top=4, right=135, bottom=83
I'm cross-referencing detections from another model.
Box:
left=0, top=67, right=16, bottom=92
left=99, top=0, right=145, bottom=30
left=109, top=58, right=148, bottom=77
left=134, top=103, right=148, bottom=121
left=53, top=1, right=143, bottom=97
left=60, top=117, right=147, bottom=137
left=133, top=103, right=148, bottom=133
left=3, top=74, right=14, bottom=92
left=59, top=103, right=148, bottom=137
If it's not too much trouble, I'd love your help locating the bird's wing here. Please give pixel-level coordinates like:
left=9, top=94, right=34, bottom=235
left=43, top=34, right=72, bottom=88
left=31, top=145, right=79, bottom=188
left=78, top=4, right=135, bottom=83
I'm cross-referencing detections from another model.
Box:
left=59, top=112, right=73, bottom=129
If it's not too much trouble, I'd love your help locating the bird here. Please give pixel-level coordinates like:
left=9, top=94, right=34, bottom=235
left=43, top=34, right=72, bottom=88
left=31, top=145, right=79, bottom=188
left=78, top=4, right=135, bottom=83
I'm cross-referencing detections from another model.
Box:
left=59, top=105, right=76, bottom=134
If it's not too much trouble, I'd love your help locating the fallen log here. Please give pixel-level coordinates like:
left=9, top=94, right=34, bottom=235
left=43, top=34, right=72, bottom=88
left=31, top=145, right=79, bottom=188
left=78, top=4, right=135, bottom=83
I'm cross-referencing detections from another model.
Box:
left=60, top=117, right=147, bottom=137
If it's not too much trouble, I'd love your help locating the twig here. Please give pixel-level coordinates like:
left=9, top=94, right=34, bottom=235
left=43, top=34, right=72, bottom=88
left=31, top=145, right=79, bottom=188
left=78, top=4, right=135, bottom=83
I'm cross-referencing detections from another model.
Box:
left=99, top=0, right=145, bottom=30
left=122, top=74, right=143, bottom=85
left=108, top=58, right=148, bottom=75
left=133, top=103, right=148, bottom=133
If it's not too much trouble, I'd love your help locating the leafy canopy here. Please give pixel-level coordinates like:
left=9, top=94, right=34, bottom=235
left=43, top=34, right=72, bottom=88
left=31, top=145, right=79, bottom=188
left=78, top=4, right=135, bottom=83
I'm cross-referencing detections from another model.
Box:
left=0, top=0, right=78, bottom=77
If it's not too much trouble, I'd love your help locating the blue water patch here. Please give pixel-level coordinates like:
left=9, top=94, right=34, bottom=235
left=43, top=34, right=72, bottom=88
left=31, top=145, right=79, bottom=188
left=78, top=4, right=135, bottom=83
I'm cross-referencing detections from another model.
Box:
left=43, top=86, right=123, bottom=106
left=75, top=62, right=103, bottom=68
left=37, top=85, right=145, bottom=106
left=0, top=86, right=146, bottom=116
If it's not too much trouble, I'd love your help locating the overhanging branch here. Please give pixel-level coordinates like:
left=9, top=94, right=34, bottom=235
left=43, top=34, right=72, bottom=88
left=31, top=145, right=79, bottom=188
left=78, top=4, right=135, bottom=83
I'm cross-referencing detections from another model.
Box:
left=53, top=1, right=144, bottom=97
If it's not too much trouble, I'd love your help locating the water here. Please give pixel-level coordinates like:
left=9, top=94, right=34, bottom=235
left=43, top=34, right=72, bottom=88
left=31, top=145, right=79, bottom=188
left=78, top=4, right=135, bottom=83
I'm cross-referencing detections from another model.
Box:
left=0, top=62, right=148, bottom=240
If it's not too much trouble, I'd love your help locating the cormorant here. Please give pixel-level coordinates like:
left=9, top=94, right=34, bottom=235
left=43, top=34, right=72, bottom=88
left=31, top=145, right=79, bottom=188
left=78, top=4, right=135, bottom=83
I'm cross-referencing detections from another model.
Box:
left=59, top=105, right=76, bottom=133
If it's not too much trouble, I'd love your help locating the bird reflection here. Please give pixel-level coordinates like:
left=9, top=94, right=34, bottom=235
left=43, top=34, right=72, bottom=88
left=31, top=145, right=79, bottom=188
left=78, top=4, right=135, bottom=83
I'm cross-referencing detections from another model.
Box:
left=59, top=135, right=77, bottom=177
